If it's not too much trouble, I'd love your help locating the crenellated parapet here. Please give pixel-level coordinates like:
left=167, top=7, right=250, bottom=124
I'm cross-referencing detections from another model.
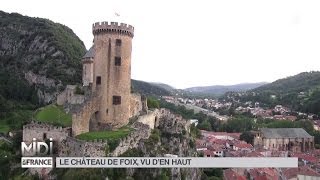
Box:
left=92, top=21, right=134, bottom=37
left=23, top=121, right=67, bottom=132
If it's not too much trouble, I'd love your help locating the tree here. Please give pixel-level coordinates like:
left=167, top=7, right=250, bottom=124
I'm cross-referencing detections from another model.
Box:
left=197, top=120, right=212, bottom=131
left=224, top=116, right=254, bottom=133
left=147, top=97, right=160, bottom=109
left=240, top=131, right=254, bottom=144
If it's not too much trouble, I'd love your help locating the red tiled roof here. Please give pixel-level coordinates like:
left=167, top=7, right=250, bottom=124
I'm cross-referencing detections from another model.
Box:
left=245, top=151, right=264, bottom=157
left=283, top=166, right=320, bottom=179
left=234, top=143, right=253, bottom=149
left=228, top=151, right=241, bottom=157
left=285, top=116, right=297, bottom=121
left=203, top=150, right=214, bottom=157
left=292, top=153, right=318, bottom=163
left=249, top=168, right=278, bottom=180
left=211, top=139, right=227, bottom=145
left=207, top=143, right=225, bottom=151
left=261, top=168, right=276, bottom=177
left=223, top=169, right=246, bottom=180
left=254, top=175, right=268, bottom=180
left=201, top=130, right=241, bottom=139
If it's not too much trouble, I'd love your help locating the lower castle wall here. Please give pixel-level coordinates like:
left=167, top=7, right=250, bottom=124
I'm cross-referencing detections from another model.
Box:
left=72, top=96, right=99, bottom=136
left=57, top=85, right=84, bottom=105
left=58, top=136, right=107, bottom=157
left=23, top=108, right=189, bottom=158
left=112, top=122, right=151, bottom=156
left=130, top=93, right=143, bottom=118
left=23, top=122, right=70, bottom=143
left=136, top=109, right=161, bottom=129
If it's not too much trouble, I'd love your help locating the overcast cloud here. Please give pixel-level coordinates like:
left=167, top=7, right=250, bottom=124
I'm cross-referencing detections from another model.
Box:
left=2, top=0, right=320, bottom=88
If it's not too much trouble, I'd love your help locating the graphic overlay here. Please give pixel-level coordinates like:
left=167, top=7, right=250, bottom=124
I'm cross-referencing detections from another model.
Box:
left=56, top=157, right=297, bottom=168
left=21, top=138, right=54, bottom=168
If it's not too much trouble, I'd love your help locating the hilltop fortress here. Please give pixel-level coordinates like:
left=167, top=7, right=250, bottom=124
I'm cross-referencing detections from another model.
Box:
left=21, top=21, right=196, bottom=179
left=57, top=21, right=147, bottom=136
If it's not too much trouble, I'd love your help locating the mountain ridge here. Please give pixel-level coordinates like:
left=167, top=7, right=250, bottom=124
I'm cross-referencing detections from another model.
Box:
left=227, top=71, right=320, bottom=115
left=185, top=82, right=268, bottom=95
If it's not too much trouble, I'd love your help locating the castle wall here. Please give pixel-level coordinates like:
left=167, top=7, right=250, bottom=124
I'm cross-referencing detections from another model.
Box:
left=22, top=122, right=70, bottom=156
left=112, top=122, right=151, bottom=156
left=59, top=137, right=107, bottom=157
left=136, top=109, right=161, bottom=129
left=130, top=93, right=143, bottom=118
left=57, top=85, right=84, bottom=105
left=23, top=122, right=70, bottom=143
left=56, top=90, right=66, bottom=105
left=72, top=96, right=99, bottom=136
left=69, top=95, right=85, bottom=104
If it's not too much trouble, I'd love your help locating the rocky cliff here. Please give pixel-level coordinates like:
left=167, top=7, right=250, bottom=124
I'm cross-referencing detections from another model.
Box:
left=0, top=10, right=86, bottom=105
left=118, top=110, right=202, bottom=180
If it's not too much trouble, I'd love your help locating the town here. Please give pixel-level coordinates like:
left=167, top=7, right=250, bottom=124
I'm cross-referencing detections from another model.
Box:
left=162, top=95, right=320, bottom=179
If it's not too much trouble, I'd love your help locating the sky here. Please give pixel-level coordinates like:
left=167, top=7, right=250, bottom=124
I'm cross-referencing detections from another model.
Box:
left=2, top=0, right=320, bottom=89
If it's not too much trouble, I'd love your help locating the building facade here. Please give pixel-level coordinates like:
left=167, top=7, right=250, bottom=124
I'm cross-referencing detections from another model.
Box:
left=254, top=128, right=314, bottom=152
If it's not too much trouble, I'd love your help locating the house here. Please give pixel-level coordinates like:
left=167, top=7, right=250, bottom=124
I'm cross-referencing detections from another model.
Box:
left=207, top=144, right=225, bottom=157
left=248, top=168, right=278, bottom=180
left=313, top=120, right=320, bottom=131
left=245, top=151, right=264, bottom=157
left=283, top=166, right=320, bottom=180
left=285, top=115, right=297, bottom=121
left=201, top=131, right=241, bottom=140
left=189, top=119, right=198, bottom=126
left=233, top=142, right=253, bottom=151
left=223, top=169, right=246, bottom=180
left=203, top=150, right=214, bottom=157
left=291, top=153, right=318, bottom=165
left=195, top=139, right=207, bottom=151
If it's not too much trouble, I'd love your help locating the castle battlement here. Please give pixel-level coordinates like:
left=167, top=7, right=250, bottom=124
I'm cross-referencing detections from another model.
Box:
left=92, top=21, right=134, bottom=37
left=23, top=121, right=67, bottom=132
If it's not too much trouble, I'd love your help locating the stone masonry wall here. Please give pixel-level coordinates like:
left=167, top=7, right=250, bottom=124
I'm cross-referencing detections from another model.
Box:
left=112, top=122, right=151, bottom=156
left=136, top=109, right=161, bottom=130
left=71, top=95, right=99, bottom=136
left=129, top=93, right=143, bottom=118
left=58, top=137, right=107, bottom=157
left=22, top=121, right=70, bottom=156
left=57, top=85, right=84, bottom=105
left=23, top=121, right=70, bottom=143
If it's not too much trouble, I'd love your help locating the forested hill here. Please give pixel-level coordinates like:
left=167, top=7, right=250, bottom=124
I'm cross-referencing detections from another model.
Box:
left=131, top=80, right=171, bottom=96
left=185, top=82, right=267, bottom=96
left=0, top=10, right=86, bottom=105
left=255, top=71, right=320, bottom=93
left=0, top=10, right=87, bottom=132
left=234, top=71, right=320, bottom=114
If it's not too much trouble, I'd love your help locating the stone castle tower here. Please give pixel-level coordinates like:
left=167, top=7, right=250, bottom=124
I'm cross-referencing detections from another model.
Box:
left=81, top=21, right=134, bottom=130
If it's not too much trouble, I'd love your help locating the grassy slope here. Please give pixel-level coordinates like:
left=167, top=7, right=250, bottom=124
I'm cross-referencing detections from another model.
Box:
left=0, top=109, right=33, bottom=133
left=35, top=104, right=71, bottom=127
left=0, top=122, right=10, bottom=134
left=76, top=126, right=133, bottom=141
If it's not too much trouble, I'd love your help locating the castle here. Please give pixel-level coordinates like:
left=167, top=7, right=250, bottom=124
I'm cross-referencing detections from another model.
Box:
left=57, top=21, right=146, bottom=136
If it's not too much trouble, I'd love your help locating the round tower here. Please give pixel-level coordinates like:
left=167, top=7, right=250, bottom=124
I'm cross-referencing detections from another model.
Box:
left=91, top=21, right=134, bottom=129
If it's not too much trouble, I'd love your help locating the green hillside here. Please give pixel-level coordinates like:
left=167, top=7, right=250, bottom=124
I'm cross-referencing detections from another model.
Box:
left=234, top=71, right=320, bottom=114
left=132, top=79, right=171, bottom=96
left=0, top=10, right=86, bottom=132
